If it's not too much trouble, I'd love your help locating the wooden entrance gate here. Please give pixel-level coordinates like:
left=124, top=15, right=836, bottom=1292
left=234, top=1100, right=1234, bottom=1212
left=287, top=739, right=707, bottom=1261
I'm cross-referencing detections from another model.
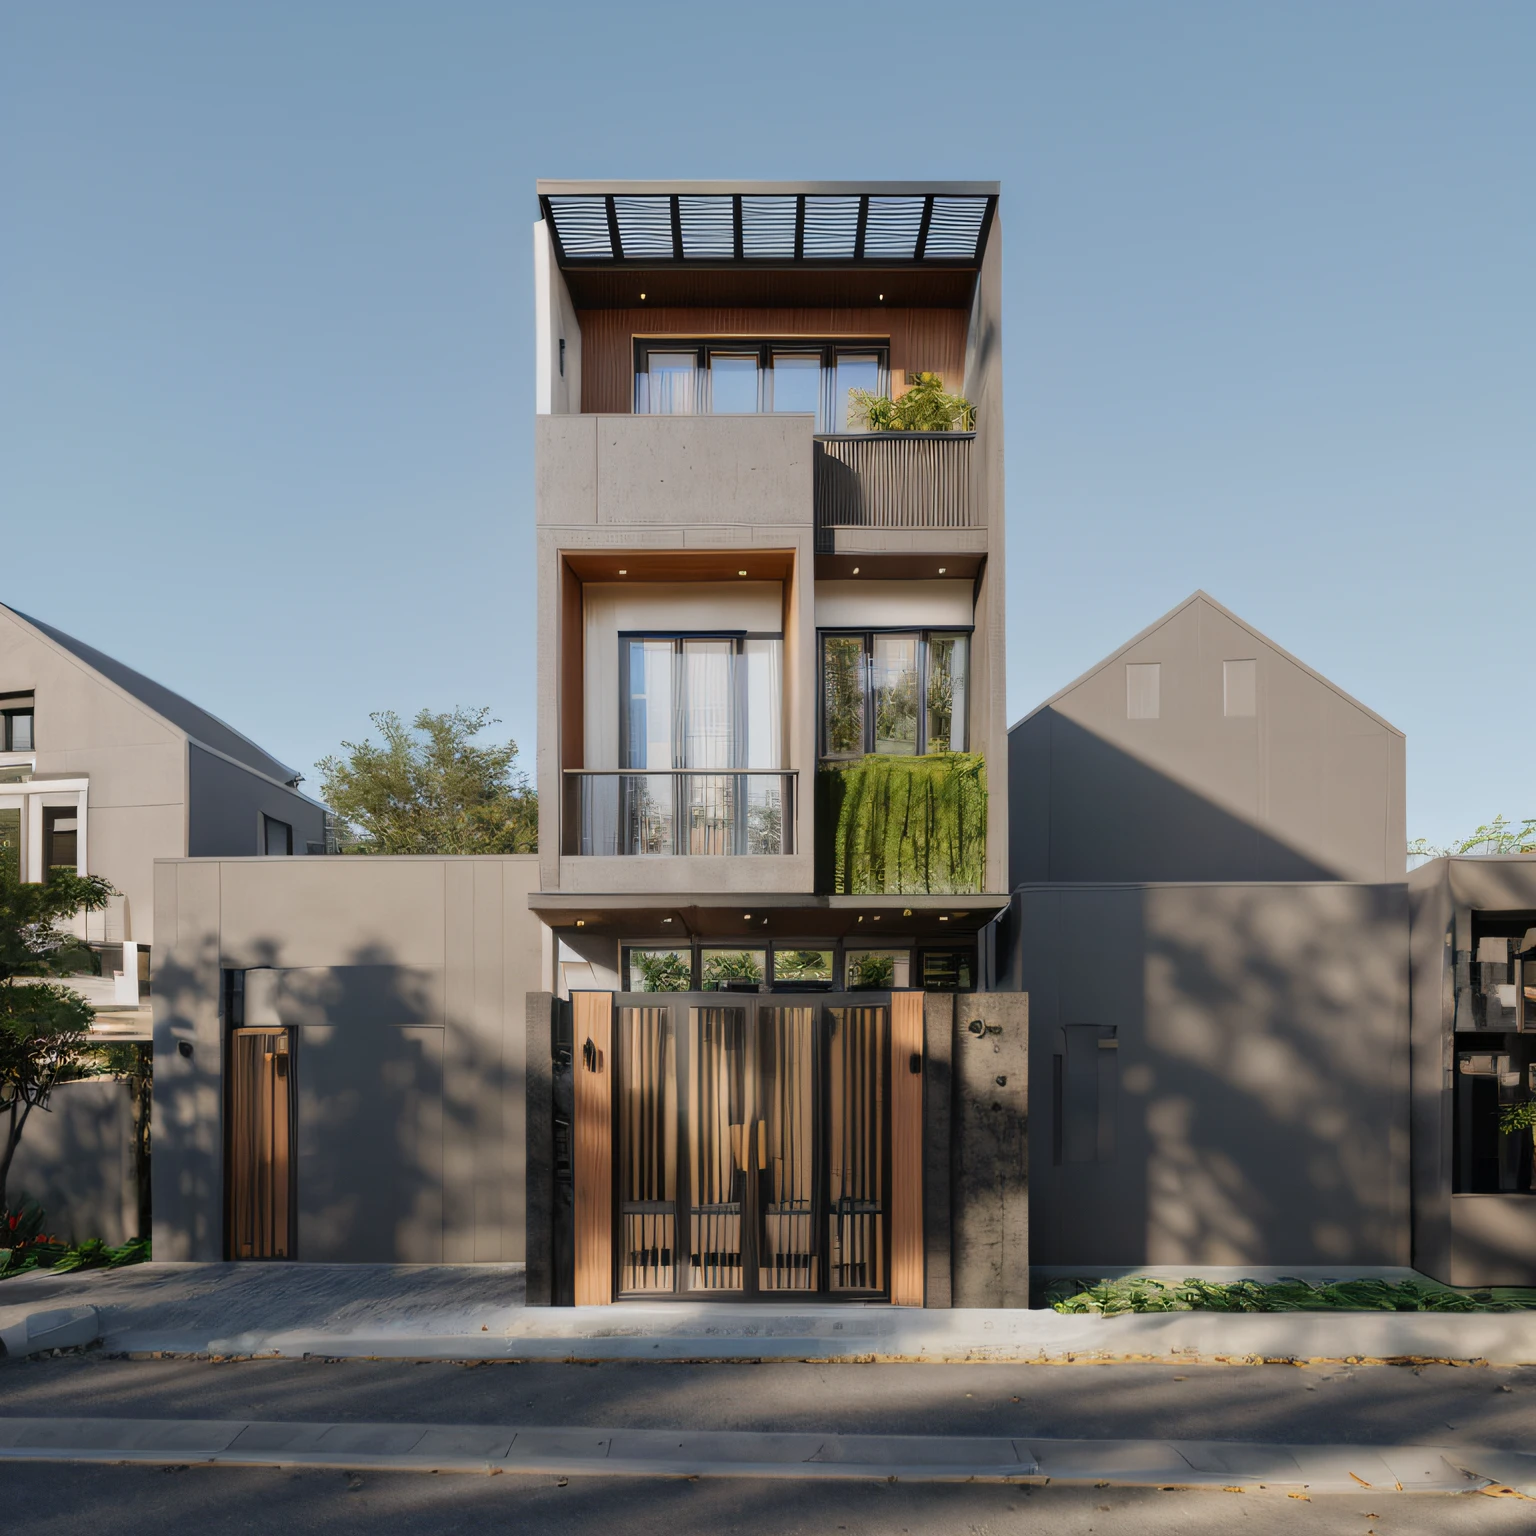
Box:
left=570, top=991, right=924, bottom=1306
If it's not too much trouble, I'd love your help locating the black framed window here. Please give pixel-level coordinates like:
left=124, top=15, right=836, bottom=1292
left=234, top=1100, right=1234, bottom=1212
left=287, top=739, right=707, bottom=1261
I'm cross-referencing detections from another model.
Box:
left=634, top=340, right=888, bottom=433
left=819, top=630, right=971, bottom=759
left=1, top=699, right=34, bottom=752
left=42, top=806, right=77, bottom=880
left=622, top=939, right=973, bottom=993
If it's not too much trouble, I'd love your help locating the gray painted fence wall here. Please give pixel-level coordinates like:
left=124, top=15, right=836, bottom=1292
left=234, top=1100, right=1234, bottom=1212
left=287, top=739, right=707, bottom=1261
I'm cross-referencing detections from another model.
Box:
left=8, top=1078, right=138, bottom=1246
left=153, top=855, right=545, bottom=1264
left=1005, top=881, right=1411, bottom=1270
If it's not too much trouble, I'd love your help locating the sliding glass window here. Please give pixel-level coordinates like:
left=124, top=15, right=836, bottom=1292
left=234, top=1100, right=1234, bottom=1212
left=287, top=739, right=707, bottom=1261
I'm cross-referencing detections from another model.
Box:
left=820, top=631, right=970, bottom=758
left=635, top=341, right=888, bottom=433
left=605, top=634, right=788, bottom=856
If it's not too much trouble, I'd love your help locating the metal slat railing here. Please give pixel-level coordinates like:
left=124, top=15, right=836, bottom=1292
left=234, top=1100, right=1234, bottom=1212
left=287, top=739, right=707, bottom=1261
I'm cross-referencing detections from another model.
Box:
left=813, top=432, right=976, bottom=545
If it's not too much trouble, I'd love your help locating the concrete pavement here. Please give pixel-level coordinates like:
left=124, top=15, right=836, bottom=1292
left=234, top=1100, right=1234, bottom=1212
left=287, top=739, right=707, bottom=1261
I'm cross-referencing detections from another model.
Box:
left=6, top=1261, right=1536, bottom=1364
left=0, top=1412, right=1529, bottom=1493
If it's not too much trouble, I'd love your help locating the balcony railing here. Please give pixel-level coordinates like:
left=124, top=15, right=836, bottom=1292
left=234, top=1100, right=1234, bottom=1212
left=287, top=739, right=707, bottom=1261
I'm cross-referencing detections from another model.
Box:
left=563, top=770, right=797, bottom=857
left=813, top=431, right=976, bottom=546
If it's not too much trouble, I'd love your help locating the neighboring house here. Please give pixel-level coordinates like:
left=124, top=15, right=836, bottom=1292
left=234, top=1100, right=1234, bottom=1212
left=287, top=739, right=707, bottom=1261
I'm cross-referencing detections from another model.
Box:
left=1003, top=596, right=1415, bottom=1274
left=1008, top=591, right=1407, bottom=886
left=0, top=601, right=327, bottom=1033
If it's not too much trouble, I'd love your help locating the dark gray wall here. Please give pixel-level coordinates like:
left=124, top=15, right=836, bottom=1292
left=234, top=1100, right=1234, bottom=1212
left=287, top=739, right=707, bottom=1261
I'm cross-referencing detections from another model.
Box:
left=1008, top=594, right=1407, bottom=888
left=153, top=855, right=545, bottom=1264
left=187, top=743, right=327, bottom=857
left=1409, top=855, right=1536, bottom=1286
left=1005, top=881, right=1411, bottom=1269
left=8, top=1078, right=137, bottom=1245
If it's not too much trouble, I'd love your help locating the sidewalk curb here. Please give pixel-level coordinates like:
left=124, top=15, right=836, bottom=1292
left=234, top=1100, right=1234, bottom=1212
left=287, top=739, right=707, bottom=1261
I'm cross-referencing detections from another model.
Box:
left=0, top=1308, right=100, bottom=1360
left=106, top=1306, right=1536, bottom=1367
left=0, top=1417, right=1526, bottom=1492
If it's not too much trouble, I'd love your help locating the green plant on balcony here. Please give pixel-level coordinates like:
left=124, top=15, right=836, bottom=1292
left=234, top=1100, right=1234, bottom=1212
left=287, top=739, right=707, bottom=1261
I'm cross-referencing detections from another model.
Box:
left=817, top=753, right=986, bottom=896
left=845, top=372, right=976, bottom=433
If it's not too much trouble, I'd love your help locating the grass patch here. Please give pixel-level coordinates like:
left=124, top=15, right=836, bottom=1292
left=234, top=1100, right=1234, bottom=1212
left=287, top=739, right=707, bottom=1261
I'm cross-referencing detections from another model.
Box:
left=1044, top=1274, right=1536, bottom=1315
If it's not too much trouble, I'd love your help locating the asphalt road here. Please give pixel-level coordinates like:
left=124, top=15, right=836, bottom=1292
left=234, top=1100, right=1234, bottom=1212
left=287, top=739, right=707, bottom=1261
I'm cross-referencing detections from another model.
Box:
left=2, top=1354, right=1534, bottom=1533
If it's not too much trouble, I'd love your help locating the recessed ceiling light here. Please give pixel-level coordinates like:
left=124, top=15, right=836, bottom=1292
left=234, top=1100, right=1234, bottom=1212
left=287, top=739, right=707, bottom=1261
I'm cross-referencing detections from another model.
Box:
left=618, top=568, right=627, bottom=576
left=872, top=915, right=881, bottom=921
left=639, top=292, right=646, bottom=300
left=938, top=915, right=949, bottom=922
left=737, top=569, right=747, bottom=577
left=851, top=566, right=860, bottom=575
left=575, top=919, right=585, bottom=927
left=878, top=293, right=884, bottom=301
left=662, top=917, right=673, bottom=924
left=938, top=567, right=946, bottom=574
left=903, top=908, right=913, bottom=917
left=743, top=913, right=751, bottom=920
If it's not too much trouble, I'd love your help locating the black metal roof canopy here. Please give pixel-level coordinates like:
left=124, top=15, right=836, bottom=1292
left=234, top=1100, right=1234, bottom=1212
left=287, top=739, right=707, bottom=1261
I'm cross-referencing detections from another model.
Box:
left=536, top=181, right=999, bottom=270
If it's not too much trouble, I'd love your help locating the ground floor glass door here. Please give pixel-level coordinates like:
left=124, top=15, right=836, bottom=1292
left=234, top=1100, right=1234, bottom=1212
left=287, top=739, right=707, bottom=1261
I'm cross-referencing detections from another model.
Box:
left=612, top=994, right=893, bottom=1301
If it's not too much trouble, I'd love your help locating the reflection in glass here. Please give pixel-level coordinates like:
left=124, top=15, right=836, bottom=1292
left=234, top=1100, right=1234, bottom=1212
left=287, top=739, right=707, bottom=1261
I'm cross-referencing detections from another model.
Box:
left=628, top=948, right=692, bottom=992
left=925, top=634, right=969, bottom=753
left=639, top=352, right=697, bottom=414
left=872, top=633, right=920, bottom=754
left=845, top=949, right=909, bottom=989
left=822, top=635, right=865, bottom=755
left=835, top=354, right=881, bottom=431
left=709, top=354, right=760, bottom=413
left=770, top=354, right=820, bottom=416
left=701, top=949, right=765, bottom=991
left=774, top=948, right=832, bottom=984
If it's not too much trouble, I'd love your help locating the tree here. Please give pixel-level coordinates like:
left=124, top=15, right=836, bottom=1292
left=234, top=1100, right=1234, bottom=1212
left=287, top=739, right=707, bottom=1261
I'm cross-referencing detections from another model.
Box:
left=318, top=707, right=537, bottom=855
left=1408, top=815, right=1536, bottom=862
left=1, top=868, right=114, bottom=1211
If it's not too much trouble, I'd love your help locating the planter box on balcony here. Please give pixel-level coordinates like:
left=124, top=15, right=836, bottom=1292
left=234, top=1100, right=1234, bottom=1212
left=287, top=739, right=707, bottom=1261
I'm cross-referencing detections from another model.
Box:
left=816, top=752, right=987, bottom=896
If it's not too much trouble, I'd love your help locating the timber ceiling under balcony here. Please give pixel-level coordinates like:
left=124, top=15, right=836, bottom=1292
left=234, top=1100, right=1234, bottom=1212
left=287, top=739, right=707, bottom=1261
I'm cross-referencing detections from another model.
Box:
left=537, top=182, right=998, bottom=309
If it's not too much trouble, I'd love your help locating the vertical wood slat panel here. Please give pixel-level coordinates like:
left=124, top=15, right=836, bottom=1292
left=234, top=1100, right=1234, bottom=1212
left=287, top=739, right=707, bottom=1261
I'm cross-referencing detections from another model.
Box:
left=573, top=992, right=614, bottom=1306
left=578, top=307, right=969, bottom=414
left=890, top=990, right=925, bottom=1307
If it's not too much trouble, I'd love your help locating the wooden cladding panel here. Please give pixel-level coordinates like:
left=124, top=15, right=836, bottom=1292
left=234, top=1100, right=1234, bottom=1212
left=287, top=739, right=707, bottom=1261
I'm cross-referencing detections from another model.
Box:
left=227, top=1027, right=294, bottom=1261
left=572, top=991, right=614, bottom=1306
left=889, top=991, right=925, bottom=1306
left=578, top=307, right=969, bottom=415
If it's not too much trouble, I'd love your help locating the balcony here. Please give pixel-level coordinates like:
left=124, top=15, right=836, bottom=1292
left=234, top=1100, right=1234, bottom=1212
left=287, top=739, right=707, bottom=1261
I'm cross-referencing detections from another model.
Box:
left=564, top=770, right=797, bottom=858
left=813, top=432, right=976, bottom=551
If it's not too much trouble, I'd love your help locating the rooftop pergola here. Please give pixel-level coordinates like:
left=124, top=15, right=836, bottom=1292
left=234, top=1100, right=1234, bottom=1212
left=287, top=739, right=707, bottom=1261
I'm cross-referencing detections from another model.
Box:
left=537, top=182, right=998, bottom=269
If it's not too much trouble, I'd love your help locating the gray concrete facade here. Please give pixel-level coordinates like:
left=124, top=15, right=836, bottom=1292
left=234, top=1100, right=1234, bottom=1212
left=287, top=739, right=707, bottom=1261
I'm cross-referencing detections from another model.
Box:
left=1003, top=881, right=1411, bottom=1270
left=152, top=855, right=546, bottom=1263
left=1009, top=593, right=1406, bottom=888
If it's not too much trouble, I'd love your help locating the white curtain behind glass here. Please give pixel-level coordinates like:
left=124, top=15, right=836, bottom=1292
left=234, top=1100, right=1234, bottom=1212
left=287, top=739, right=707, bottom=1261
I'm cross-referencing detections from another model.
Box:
left=744, top=639, right=783, bottom=768
left=680, top=640, right=734, bottom=769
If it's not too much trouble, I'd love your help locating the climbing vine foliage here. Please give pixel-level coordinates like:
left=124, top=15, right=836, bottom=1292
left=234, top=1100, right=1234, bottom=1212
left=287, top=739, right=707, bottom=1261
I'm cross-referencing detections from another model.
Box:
left=817, top=753, right=987, bottom=895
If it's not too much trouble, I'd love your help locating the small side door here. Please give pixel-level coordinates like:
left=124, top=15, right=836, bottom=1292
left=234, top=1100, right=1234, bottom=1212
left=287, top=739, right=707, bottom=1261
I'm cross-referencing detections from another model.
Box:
left=227, top=1026, right=296, bottom=1259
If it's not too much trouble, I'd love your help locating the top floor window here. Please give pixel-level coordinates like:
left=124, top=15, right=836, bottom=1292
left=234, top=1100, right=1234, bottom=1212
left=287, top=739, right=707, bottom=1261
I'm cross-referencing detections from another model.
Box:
left=1, top=696, right=34, bottom=752
left=634, top=341, right=886, bottom=433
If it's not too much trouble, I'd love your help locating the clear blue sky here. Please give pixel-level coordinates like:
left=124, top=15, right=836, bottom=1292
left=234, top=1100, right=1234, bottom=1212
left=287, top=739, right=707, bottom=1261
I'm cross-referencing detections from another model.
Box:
left=3, top=3, right=1531, bottom=849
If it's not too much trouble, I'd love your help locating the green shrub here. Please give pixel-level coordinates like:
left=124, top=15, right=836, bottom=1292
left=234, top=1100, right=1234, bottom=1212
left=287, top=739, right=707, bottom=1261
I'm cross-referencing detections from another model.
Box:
left=818, top=753, right=986, bottom=895
left=1044, top=1275, right=1536, bottom=1315
left=846, top=372, right=976, bottom=433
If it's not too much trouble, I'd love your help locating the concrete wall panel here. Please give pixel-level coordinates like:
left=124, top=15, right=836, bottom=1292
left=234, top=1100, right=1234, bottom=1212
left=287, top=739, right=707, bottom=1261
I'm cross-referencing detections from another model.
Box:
left=1013, top=881, right=1410, bottom=1269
